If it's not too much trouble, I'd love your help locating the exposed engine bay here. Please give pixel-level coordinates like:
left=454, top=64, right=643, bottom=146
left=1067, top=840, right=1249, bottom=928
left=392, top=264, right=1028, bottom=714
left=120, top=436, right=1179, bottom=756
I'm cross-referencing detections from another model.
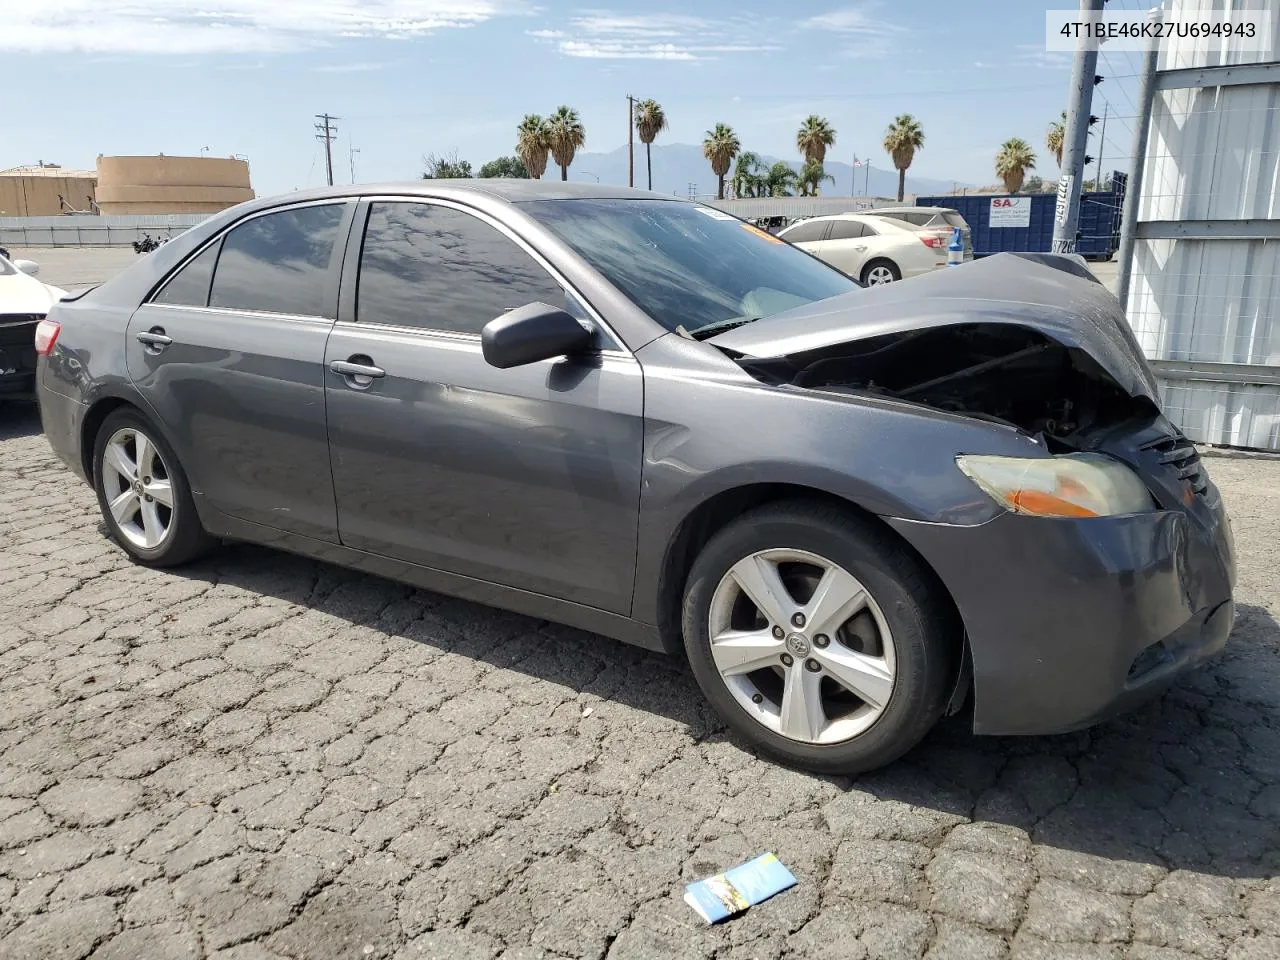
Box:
left=733, top=322, right=1156, bottom=449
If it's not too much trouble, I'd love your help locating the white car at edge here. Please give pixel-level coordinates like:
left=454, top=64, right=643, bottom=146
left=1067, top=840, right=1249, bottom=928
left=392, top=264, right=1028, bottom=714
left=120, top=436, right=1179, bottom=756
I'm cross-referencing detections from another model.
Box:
left=0, top=249, right=68, bottom=398
left=777, top=213, right=939, bottom=285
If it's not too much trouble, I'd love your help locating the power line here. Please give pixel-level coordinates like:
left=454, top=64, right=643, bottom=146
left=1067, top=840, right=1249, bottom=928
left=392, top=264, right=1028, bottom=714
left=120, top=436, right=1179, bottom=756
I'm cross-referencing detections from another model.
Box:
left=314, top=113, right=340, bottom=187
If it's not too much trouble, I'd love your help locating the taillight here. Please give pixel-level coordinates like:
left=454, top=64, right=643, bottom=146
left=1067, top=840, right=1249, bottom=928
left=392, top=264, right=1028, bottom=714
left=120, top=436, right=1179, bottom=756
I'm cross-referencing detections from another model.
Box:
left=921, top=235, right=945, bottom=249
left=34, top=318, right=61, bottom=356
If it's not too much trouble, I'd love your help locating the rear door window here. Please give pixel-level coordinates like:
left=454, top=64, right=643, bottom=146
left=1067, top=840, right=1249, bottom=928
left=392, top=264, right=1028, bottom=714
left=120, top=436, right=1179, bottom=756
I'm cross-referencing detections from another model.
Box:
left=153, top=243, right=220, bottom=307
left=827, top=220, right=867, bottom=240
left=209, top=204, right=346, bottom=317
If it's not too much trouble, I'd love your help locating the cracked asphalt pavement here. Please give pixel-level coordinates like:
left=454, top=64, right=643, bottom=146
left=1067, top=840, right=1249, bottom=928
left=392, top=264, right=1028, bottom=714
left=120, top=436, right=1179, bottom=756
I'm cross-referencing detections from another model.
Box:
left=2, top=402, right=1279, bottom=960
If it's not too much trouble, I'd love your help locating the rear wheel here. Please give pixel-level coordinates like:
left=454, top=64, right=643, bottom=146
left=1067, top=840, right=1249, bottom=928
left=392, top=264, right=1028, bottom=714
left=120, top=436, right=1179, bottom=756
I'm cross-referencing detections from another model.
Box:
left=92, top=409, right=214, bottom=567
left=861, top=259, right=901, bottom=285
left=682, top=501, right=956, bottom=773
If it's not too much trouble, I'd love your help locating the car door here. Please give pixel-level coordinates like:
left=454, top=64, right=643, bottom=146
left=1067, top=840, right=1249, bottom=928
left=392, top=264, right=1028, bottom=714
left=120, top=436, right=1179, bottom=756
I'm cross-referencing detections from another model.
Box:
left=125, top=200, right=354, bottom=542
left=821, top=220, right=869, bottom=276
left=323, top=198, right=645, bottom=614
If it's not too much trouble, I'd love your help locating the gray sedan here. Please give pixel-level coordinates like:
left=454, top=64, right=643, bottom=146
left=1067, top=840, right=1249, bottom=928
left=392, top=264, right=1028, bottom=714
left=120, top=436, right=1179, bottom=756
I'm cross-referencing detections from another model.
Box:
left=34, top=181, right=1235, bottom=773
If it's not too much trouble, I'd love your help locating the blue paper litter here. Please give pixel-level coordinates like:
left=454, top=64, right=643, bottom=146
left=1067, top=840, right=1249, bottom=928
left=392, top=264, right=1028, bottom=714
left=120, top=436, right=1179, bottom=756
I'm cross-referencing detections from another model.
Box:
left=683, top=853, right=797, bottom=924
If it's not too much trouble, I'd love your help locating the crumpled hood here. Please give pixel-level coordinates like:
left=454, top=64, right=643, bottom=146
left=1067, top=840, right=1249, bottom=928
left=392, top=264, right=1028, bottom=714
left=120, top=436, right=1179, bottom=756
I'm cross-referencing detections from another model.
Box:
left=709, top=252, right=1158, bottom=400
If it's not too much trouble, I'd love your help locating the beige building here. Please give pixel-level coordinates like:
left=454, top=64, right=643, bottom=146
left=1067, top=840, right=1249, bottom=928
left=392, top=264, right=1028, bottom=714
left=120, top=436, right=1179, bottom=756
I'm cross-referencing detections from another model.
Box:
left=95, top=155, right=254, bottom=215
left=0, top=155, right=254, bottom=217
left=0, top=164, right=98, bottom=216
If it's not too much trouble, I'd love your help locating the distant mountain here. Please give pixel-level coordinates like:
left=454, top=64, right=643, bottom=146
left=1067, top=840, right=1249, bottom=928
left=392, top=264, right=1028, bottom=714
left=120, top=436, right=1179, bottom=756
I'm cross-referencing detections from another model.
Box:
left=559, top=142, right=963, bottom=199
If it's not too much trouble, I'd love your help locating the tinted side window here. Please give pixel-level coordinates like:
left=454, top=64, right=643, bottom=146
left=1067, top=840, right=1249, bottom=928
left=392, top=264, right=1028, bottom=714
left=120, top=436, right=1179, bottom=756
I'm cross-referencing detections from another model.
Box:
left=209, top=204, right=345, bottom=317
left=153, top=243, right=219, bottom=307
left=357, top=202, right=566, bottom=334
left=827, top=221, right=866, bottom=240
left=781, top=220, right=828, bottom=243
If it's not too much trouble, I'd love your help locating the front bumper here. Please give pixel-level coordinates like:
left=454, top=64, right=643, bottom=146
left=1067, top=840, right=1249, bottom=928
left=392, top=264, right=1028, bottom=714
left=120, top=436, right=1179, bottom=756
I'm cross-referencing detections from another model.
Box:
left=888, top=493, right=1235, bottom=736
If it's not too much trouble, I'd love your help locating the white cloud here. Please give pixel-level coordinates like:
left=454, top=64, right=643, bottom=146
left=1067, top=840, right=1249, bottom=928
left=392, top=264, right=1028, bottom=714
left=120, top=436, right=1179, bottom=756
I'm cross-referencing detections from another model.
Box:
left=0, top=1, right=528, bottom=54
left=527, top=10, right=779, bottom=61
left=801, top=4, right=906, bottom=57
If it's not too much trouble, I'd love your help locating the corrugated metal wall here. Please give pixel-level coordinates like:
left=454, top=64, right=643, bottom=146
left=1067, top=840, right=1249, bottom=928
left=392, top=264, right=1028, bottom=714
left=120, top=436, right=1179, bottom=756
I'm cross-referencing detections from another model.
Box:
left=0, top=214, right=209, bottom=247
left=1126, top=0, right=1280, bottom=450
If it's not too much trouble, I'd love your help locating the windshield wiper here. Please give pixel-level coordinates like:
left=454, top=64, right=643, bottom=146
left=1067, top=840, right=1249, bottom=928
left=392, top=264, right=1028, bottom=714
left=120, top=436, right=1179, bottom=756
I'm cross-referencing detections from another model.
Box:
left=688, top=316, right=762, bottom=341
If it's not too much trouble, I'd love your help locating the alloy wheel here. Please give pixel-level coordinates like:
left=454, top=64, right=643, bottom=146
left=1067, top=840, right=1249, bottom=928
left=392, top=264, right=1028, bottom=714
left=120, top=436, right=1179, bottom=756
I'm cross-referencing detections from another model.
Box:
left=866, top=265, right=896, bottom=285
left=707, top=548, right=896, bottom=745
left=100, top=427, right=175, bottom=550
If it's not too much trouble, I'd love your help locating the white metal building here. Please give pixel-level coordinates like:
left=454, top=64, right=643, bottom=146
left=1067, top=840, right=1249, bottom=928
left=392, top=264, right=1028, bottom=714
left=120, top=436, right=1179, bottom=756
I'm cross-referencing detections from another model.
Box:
left=1125, top=0, right=1280, bottom=450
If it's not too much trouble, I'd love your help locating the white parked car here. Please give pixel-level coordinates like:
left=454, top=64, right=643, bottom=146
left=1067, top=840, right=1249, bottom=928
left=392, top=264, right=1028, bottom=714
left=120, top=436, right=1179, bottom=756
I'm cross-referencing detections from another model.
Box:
left=863, top=206, right=973, bottom=266
left=0, top=249, right=68, bottom=398
left=777, top=214, right=938, bottom=285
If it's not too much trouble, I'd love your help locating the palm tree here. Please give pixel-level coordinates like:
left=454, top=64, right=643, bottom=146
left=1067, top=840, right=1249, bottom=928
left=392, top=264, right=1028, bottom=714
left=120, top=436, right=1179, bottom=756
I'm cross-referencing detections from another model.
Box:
left=515, top=114, right=550, bottom=180
left=764, top=161, right=798, bottom=198
left=796, top=115, right=836, bottom=166
left=797, top=161, right=834, bottom=197
left=731, top=152, right=764, bottom=198
left=545, top=105, right=586, bottom=181
left=702, top=123, right=741, bottom=200
left=883, top=114, right=925, bottom=203
left=633, top=99, right=667, bottom=191
left=1046, top=111, right=1066, bottom=168
left=995, top=137, right=1037, bottom=193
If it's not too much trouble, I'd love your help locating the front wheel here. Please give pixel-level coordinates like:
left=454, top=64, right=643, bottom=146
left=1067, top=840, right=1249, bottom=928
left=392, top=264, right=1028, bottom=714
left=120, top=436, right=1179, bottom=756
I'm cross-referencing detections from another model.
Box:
left=681, top=501, right=957, bottom=774
left=92, top=409, right=214, bottom=567
left=861, top=259, right=901, bottom=285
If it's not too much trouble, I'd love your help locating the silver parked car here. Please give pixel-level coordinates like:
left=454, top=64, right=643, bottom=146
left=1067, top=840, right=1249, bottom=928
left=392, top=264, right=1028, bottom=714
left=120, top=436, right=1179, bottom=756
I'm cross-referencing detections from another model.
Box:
left=35, top=182, right=1235, bottom=773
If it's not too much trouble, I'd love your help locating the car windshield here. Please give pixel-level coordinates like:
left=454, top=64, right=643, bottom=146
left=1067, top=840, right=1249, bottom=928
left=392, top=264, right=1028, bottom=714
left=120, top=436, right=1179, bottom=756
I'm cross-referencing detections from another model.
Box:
left=520, top=198, right=857, bottom=337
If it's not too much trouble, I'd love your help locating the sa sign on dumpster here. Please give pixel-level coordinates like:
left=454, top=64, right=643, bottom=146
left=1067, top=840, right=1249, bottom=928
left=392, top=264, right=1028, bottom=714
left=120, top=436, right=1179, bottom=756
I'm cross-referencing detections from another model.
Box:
left=989, top=196, right=1031, bottom=228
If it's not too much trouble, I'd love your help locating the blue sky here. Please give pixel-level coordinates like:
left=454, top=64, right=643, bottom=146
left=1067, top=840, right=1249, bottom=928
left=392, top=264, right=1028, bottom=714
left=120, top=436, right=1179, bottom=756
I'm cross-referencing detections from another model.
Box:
left=2, top=1, right=1146, bottom=195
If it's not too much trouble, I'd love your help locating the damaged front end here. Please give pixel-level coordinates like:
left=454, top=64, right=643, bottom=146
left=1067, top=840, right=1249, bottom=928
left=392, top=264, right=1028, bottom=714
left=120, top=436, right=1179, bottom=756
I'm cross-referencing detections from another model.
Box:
left=737, top=321, right=1155, bottom=450
left=708, top=252, right=1162, bottom=452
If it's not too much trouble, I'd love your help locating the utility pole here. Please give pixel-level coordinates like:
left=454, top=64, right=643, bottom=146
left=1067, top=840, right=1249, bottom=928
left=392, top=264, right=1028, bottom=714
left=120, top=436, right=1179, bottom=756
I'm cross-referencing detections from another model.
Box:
left=314, top=113, right=339, bottom=187
left=626, top=95, right=635, bottom=188
left=348, top=145, right=360, bottom=184
left=1095, top=101, right=1108, bottom=192
left=1052, top=0, right=1104, bottom=253
left=1115, top=5, right=1163, bottom=308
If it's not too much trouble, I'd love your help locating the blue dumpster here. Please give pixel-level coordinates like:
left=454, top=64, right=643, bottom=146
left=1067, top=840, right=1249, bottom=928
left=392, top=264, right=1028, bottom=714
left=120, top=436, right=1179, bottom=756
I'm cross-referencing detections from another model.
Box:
left=917, top=172, right=1124, bottom=261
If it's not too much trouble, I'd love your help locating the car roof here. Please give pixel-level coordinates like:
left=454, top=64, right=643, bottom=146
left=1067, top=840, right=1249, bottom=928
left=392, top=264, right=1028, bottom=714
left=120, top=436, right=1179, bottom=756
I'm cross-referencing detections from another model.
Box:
left=244, top=180, right=674, bottom=209
left=866, top=206, right=958, bottom=215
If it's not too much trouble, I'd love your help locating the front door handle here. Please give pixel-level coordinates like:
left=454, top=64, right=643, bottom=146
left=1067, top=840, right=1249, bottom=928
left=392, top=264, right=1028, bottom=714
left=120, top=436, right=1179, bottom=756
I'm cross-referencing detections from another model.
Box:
left=329, top=358, right=385, bottom=388
left=136, top=328, right=173, bottom=350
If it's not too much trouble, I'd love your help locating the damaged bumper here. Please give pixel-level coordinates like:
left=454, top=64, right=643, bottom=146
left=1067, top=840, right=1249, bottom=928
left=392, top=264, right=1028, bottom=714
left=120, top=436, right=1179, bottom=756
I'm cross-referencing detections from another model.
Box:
left=887, top=489, right=1235, bottom=736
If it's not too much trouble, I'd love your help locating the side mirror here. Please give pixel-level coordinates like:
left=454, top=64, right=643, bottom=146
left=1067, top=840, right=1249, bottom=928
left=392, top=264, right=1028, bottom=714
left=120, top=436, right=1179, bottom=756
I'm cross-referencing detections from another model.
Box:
left=481, top=301, right=595, bottom=369
left=14, top=259, right=40, bottom=277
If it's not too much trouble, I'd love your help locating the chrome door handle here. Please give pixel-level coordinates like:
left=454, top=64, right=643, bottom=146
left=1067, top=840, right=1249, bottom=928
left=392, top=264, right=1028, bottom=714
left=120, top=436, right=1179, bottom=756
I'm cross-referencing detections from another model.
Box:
left=329, top=360, right=385, bottom=379
left=136, top=330, right=173, bottom=347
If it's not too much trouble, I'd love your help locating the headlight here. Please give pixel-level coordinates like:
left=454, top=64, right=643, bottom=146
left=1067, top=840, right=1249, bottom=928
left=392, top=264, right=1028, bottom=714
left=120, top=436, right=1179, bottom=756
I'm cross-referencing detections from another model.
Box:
left=956, top=452, right=1155, bottom=518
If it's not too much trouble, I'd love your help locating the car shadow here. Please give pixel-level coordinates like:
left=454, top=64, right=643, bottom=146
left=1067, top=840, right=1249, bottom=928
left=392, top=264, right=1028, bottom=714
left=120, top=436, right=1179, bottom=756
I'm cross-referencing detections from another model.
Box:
left=0, top=400, right=42, bottom=440
left=194, top=542, right=1279, bottom=881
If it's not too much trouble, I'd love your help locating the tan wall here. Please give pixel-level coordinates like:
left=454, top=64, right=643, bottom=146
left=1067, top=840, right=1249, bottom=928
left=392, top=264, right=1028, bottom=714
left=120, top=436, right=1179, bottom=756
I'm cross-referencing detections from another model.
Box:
left=0, top=176, right=98, bottom=216
left=95, top=155, right=254, bottom=215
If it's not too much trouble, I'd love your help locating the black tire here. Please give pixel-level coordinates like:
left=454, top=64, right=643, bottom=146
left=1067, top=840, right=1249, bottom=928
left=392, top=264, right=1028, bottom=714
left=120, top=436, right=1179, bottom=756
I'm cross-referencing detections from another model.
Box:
left=92, top=408, right=215, bottom=567
left=860, top=259, right=901, bottom=285
left=681, top=501, right=957, bottom=774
